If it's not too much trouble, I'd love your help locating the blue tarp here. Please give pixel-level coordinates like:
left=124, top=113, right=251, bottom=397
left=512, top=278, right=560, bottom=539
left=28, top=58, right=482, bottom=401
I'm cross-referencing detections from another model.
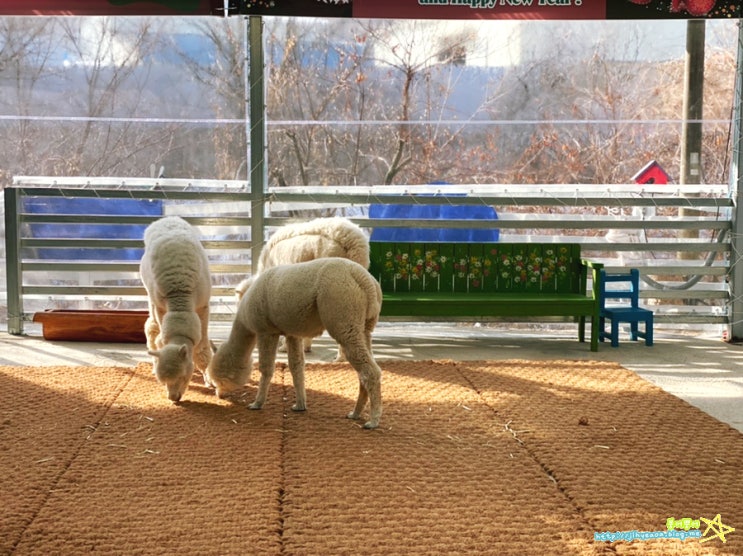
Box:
left=369, top=189, right=499, bottom=242
left=23, top=197, right=163, bottom=261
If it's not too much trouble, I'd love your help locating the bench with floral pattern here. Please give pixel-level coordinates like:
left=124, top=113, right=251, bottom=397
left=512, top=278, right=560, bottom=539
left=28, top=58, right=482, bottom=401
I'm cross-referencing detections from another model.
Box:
left=368, top=242, right=604, bottom=351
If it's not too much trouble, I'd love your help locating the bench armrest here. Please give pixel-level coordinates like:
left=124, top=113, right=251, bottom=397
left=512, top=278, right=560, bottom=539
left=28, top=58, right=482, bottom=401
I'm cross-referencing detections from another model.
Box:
left=582, top=259, right=604, bottom=300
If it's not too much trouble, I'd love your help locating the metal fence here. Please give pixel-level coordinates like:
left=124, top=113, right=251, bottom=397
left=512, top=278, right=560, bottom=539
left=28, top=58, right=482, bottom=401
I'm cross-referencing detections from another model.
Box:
left=3, top=176, right=733, bottom=335
left=4, top=180, right=252, bottom=334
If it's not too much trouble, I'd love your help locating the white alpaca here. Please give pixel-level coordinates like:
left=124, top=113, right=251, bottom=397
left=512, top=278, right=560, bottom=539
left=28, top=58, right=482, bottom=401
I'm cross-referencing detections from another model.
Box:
left=208, top=257, right=383, bottom=429
left=140, top=216, right=212, bottom=402
left=235, top=217, right=370, bottom=360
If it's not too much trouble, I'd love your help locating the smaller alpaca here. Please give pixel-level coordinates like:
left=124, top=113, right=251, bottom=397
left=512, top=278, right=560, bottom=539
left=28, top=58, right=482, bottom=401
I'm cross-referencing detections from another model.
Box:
left=140, top=216, right=212, bottom=402
left=208, top=257, right=383, bottom=429
left=235, top=217, right=370, bottom=360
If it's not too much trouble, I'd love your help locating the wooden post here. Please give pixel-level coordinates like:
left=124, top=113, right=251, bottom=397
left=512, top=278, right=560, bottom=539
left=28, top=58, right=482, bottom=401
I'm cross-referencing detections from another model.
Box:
left=680, top=20, right=705, bottom=189
left=249, top=15, right=266, bottom=275
left=678, top=20, right=705, bottom=302
left=729, top=22, right=743, bottom=341
left=4, top=187, right=24, bottom=335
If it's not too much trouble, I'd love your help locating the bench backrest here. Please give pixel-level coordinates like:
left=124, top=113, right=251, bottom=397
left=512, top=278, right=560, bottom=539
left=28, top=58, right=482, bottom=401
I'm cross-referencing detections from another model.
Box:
left=369, top=242, right=586, bottom=294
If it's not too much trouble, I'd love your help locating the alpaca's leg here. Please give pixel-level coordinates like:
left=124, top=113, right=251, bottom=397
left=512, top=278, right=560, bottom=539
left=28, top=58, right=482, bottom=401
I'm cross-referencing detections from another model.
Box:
left=302, top=337, right=313, bottom=353
left=145, top=298, right=162, bottom=350
left=193, top=305, right=212, bottom=372
left=364, top=326, right=375, bottom=353
left=359, top=361, right=382, bottom=429
left=342, top=335, right=382, bottom=429
left=334, top=342, right=347, bottom=362
left=144, top=316, right=160, bottom=352
left=280, top=335, right=313, bottom=354
left=249, top=334, right=280, bottom=410
left=153, top=306, right=167, bottom=347
left=348, top=381, right=369, bottom=422
left=285, top=336, right=307, bottom=411
left=277, top=335, right=288, bottom=353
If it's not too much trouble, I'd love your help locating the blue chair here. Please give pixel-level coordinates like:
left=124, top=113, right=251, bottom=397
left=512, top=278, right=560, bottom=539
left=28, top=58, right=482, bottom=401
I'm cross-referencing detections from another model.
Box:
left=599, top=269, right=654, bottom=347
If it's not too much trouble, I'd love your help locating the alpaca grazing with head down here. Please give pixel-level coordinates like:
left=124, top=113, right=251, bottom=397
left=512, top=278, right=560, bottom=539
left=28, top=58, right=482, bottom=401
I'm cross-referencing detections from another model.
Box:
left=140, top=216, right=212, bottom=402
left=235, top=217, right=370, bottom=360
left=208, top=257, right=383, bottom=429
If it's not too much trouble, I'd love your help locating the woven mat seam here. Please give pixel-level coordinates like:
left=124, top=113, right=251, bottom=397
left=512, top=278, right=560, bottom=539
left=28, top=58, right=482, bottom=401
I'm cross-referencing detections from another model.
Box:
left=452, top=362, right=603, bottom=541
left=278, top=363, right=289, bottom=556
left=9, top=366, right=137, bottom=553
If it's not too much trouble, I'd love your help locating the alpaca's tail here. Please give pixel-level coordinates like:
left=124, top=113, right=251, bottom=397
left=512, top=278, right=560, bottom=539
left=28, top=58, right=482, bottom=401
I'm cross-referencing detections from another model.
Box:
left=349, top=263, right=382, bottom=322
left=342, top=238, right=371, bottom=270
left=329, top=221, right=370, bottom=269
left=234, top=277, right=254, bottom=300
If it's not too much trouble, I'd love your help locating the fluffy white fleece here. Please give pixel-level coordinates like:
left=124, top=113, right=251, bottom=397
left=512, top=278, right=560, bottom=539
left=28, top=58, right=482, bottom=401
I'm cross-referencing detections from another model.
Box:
left=140, top=216, right=212, bottom=402
left=208, top=257, right=383, bottom=429
left=235, top=217, right=370, bottom=360
left=258, top=216, right=369, bottom=272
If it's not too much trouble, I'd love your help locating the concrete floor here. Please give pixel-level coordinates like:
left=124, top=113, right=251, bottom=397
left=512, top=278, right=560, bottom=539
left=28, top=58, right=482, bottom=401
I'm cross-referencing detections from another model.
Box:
left=2, top=322, right=743, bottom=433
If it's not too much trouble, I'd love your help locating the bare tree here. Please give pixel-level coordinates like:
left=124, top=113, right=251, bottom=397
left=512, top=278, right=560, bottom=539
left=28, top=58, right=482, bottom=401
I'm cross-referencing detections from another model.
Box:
left=266, top=18, right=375, bottom=186
left=357, top=20, right=487, bottom=185
left=0, top=17, right=736, bottom=188
left=53, top=17, right=171, bottom=176
left=0, top=18, right=58, bottom=180
left=0, top=16, right=239, bottom=180
left=478, top=20, right=736, bottom=186
left=171, top=17, right=247, bottom=179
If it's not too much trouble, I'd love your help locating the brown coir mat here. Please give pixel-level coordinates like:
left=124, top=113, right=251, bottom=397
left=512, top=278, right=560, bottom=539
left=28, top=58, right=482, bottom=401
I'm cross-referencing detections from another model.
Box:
left=1, top=360, right=741, bottom=555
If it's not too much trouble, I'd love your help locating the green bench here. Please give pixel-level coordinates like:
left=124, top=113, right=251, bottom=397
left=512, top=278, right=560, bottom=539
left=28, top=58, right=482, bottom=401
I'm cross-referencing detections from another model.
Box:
left=368, top=242, right=604, bottom=351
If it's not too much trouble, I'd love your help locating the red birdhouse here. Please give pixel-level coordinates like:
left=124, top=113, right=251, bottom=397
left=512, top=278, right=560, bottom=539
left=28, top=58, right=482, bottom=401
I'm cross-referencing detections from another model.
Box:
left=632, top=160, right=671, bottom=185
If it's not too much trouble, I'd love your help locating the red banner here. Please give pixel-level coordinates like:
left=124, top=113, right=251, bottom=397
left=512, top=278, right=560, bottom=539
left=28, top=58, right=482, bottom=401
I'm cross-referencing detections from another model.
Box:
left=352, top=0, right=737, bottom=19
left=353, top=0, right=606, bottom=20
left=0, top=0, right=215, bottom=15
left=0, top=0, right=736, bottom=18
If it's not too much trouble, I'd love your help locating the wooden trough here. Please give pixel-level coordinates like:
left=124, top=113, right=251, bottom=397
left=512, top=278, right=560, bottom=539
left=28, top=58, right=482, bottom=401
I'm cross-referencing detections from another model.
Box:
left=33, top=310, right=148, bottom=343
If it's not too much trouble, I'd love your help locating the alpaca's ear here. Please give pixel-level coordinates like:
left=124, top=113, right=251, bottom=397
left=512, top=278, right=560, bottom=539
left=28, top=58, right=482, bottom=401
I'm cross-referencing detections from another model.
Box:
left=210, top=339, right=218, bottom=354
left=147, top=349, right=160, bottom=358
left=178, top=344, right=188, bottom=360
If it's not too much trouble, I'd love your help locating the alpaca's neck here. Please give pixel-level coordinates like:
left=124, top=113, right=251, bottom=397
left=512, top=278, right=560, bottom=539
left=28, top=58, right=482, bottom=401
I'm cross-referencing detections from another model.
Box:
left=163, top=332, right=195, bottom=348
left=226, top=319, right=256, bottom=358
left=165, top=296, right=194, bottom=313
left=161, top=311, right=200, bottom=346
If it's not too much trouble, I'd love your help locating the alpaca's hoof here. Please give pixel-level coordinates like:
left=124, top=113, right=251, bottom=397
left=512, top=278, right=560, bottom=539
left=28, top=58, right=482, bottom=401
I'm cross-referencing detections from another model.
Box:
left=291, top=404, right=306, bottom=412
left=248, top=401, right=263, bottom=410
left=348, top=411, right=379, bottom=429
